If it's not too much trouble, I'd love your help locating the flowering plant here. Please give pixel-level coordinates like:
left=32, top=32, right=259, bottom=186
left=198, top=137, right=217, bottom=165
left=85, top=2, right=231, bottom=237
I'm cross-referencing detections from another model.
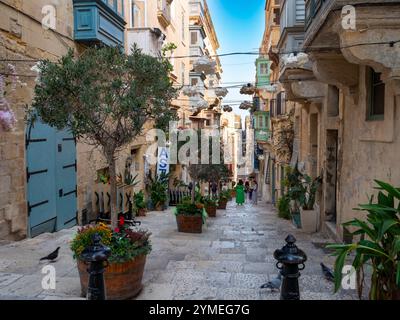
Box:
left=0, top=64, right=20, bottom=132
left=70, top=220, right=152, bottom=264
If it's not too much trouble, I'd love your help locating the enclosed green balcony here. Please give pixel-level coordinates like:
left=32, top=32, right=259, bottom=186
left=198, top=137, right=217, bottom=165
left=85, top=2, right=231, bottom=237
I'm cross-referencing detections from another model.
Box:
left=73, top=0, right=126, bottom=47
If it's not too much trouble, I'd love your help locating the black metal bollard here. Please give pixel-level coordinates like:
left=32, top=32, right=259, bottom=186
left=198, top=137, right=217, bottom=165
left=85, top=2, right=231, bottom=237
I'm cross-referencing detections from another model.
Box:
left=80, top=233, right=111, bottom=300
left=273, top=234, right=307, bottom=300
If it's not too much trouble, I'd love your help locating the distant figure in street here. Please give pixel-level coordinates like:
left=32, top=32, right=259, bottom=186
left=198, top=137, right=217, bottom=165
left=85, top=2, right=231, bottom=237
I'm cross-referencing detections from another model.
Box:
left=245, top=180, right=252, bottom=201
left=188, top=182, right=193, bottom=193
left=222, top=182, right=228, bottom=192
left=235, top=180, right=245, bottom=205
left=211, top=181, right=218, bottom=198
left=251, top=179, right=258, bottom=205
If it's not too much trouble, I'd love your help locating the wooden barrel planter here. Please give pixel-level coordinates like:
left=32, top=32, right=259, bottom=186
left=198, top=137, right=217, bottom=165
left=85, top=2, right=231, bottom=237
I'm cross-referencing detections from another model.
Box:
left=77, top=254, right=147, bottom=300
left=218, top=199, right=228, bottom=209
left=176, top=214, right=202, bottom=233
left=205, top=205, right=217, bottom=217
left=136, top=208, right=146, bottom=217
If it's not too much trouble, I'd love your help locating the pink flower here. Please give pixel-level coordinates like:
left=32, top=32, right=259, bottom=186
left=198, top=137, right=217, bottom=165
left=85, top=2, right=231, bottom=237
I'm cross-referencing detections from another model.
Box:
left=114, top=227, right=120, bottom=233
left=0, top=109, right=17, bottom=132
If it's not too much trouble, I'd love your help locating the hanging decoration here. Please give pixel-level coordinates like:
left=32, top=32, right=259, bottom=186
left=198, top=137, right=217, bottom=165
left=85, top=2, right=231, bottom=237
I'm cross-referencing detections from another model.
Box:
left=214, top=87, right=228, bottom=98
left=281, top=52, right=309, bottom=69
left=193, top=56, right=217, bottom=75
left=182, top=86, right=199, bottom=97
left=240, top=83, right=256, bottom=95
left=223, top=105, right=233, bottom=112
left=239, top=101, right=252, bottom=110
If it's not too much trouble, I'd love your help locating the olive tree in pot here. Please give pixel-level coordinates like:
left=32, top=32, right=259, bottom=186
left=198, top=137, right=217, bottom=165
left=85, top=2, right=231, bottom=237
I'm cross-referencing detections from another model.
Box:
left=30, top=45, right=177, bottom=228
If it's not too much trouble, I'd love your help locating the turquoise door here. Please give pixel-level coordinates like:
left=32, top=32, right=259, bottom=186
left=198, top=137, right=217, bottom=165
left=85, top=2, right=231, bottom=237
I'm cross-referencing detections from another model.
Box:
left=26, top=119, right=77, bottom=237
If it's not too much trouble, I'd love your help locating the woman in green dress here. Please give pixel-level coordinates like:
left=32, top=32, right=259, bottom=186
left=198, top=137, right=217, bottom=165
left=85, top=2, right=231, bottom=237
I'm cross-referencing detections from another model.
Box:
left=235, top=180, right=245, bottom=205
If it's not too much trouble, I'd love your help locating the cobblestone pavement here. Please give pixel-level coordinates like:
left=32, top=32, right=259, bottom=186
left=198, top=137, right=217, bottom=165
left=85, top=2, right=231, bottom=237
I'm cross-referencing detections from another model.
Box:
left=0, top=201, right=359, bottom=300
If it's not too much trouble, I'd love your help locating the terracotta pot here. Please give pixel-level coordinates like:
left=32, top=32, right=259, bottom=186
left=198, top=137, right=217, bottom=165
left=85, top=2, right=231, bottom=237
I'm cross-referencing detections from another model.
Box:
left=155, top=203, right=164, bottom=211
left=218, top=199, right=227, bottom=209
left=136, top=208, right=146, bottom=217
left=77, top=255, right=147, bottom=300
left=176, top=214, right=202, bottom=233
left=205, top=205, right=217, bottom=217
left=231, top=190, right=236, bottom=197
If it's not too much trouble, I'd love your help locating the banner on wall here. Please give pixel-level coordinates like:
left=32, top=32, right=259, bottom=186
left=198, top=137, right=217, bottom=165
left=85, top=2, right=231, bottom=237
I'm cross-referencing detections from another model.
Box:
left=157, top=147, right=170, bottom=176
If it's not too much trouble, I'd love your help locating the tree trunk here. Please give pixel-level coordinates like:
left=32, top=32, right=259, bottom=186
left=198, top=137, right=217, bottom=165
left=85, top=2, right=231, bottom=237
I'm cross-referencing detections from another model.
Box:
left=191, top=179, right=196, bottom=204
left=108, top=154, right=118, bottom=229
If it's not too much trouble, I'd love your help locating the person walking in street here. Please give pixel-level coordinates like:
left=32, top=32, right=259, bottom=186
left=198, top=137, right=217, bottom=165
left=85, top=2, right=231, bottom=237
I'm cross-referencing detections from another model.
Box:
left=211, top=181, right=218, bottom=198
left=235, top=180, right=245, bottom=205
left=245, top=180, right=253, bottom=201
left=251, top=179, right=258, bottom=205
left=244, top=180, right=249, bottom=202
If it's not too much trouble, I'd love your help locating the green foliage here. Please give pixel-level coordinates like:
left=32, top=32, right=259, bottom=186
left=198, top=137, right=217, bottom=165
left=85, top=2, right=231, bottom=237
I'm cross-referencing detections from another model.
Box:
left=70, top=223, right=152, bottom=264
left=277, top=196, right=291, bottom=220
left=176, top=202, right=203, bottom=216
left=327, top=180, right=400, bottom=300
left=133, top=191, right=146, bottom=210
left=219, top=190, right=231, bottom=201
left=31, top=45, right=177, bottom=227
left=288, top=171, right=322, bottom=210
left=146, top=171, right=169, bottom=208
left=203, top=196, right=218, bottom=207
left=31, top=45, right=177, bottom=148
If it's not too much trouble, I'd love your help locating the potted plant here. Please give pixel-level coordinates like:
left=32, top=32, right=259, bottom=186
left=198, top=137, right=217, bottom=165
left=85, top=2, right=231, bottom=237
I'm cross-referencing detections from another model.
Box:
left=203, top=196, right=218, bottom=217
left=327, top=180, right=400, bottom=300
left=146, top=172, right=169, bottom=211
left=292, top=174, right=322, bottom=233
left=174, top=200, right=205, bottom=233
left=30, top=45, right=177, bottom=228
left=218, top=190, right=229, bottom=209
left=133, top=191, right=147, bottom=217
left=277, top=195, right=291, bottom=220
left=71, top=220, right=152, bottom=300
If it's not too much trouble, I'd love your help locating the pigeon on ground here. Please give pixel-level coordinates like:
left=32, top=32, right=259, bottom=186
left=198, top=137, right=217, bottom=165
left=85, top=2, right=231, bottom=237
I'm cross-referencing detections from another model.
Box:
left=320, top=262, right=334, bottom=282
left=39, top=247, right=60, bottom=262
left=260, top=274, right=282, bottom=291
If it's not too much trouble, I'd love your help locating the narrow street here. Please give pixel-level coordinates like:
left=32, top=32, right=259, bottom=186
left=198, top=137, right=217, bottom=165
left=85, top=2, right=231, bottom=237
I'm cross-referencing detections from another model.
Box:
left=0, top=201, right=357, bottom=300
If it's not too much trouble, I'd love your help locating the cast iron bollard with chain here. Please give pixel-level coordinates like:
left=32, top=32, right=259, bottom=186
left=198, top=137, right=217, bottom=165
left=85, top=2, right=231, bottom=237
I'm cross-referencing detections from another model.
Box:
left=80, top=233, right=111, bottom=300
left=273, top=234, right=307, bottom=300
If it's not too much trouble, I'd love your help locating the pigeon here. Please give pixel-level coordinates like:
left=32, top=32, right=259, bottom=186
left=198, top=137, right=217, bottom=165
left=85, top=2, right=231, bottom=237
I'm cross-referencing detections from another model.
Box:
left=40, top=247, right=60, bottom=262
left=320, top=262, right=335, bottom=282
left=260, top=274, right=282, bottom=291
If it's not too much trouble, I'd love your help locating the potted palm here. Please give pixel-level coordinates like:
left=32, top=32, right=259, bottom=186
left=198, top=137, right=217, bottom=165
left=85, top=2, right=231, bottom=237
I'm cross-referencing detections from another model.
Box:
left=146, top=172, right=169, bottom=211
left=203, top=196, right=218, bottom=217
left=218, top=190, right=229, bottom=209
left=133, top=191, right=147, bottom=217
left=289, top=173, right=321, bottom=233
left=327, top=180, right=400, bottom=300
left=71, top=219, right=152, bottom=299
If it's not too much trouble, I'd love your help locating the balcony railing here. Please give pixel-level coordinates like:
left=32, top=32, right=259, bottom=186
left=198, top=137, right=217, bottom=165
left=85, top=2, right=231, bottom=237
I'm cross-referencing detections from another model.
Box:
left=73, top=0, right=126, bottom=47
left=158, top=0, right=172, bottom=28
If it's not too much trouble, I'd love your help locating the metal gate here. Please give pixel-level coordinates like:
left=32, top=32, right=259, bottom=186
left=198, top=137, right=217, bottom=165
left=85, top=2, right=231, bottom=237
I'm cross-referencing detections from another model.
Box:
left=26, top=119, right=77, bottom=237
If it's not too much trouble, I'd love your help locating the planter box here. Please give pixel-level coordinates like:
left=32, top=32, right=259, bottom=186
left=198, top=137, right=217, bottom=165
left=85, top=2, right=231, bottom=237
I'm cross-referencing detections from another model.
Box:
left=300, top=205, right=319, bottom=233
left=136, top=208, right=146, bottom=217
left=217, top=199, right=227, bottom=210
left=176, top=214, right=202, bottom=233
left=205, top=205, right=217, bottom=217
left=77, top=254, right=147, bottom=300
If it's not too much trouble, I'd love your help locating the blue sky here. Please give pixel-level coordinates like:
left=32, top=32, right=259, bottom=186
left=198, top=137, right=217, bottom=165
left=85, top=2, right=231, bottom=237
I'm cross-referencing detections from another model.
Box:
left=207, top=0, right=265, bottom=120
